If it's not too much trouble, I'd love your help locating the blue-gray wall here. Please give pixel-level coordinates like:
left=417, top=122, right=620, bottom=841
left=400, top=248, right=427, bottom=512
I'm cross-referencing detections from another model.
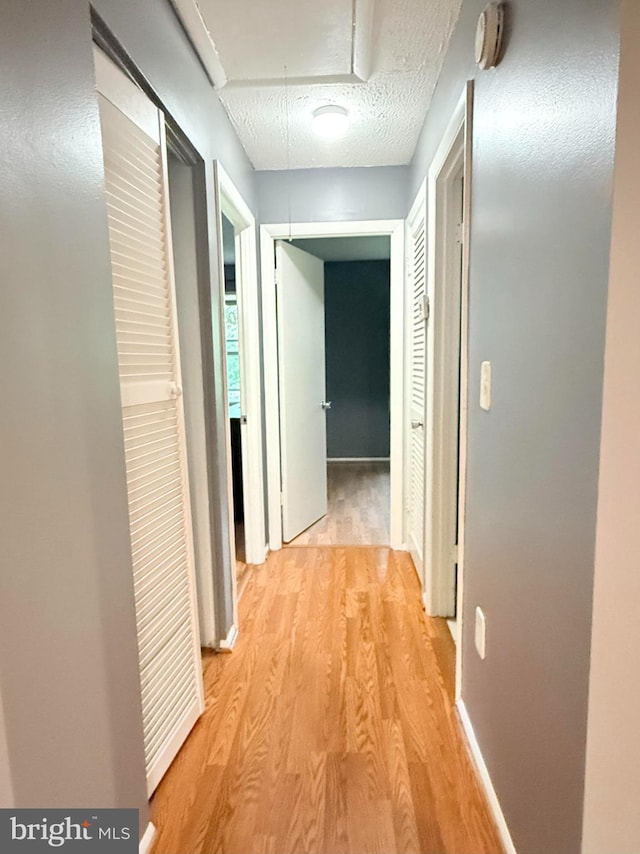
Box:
left=410, top=1, right=621, bottom=852
left=257, top=166, right=410, bottom=222
left=325, top=261, right=390, bottom=459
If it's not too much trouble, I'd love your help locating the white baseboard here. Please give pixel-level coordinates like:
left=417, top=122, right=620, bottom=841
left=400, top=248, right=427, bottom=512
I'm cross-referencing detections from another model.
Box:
left=327, top=457, right=391, bottom=462
left=246, top=542, right=269, bottom=566
left=457, top=700, right=516, bottom=854
left=139, top=822, right=156, bottom=854
left=217, top=623, right=238, bottom=653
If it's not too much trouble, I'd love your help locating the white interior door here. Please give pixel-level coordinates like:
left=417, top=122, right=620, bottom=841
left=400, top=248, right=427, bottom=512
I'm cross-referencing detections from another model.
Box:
left=407, top=189, right=428, bottom=581
left=95, top=48, right=204, bottom=795
left=276, top=241, right=328, bottom=542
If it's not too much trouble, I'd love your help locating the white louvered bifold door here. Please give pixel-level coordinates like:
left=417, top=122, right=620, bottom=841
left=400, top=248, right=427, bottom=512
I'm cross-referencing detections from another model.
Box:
left=407, top=189, right=428, bottom=583
left=94, top=48, right=204, bottom=796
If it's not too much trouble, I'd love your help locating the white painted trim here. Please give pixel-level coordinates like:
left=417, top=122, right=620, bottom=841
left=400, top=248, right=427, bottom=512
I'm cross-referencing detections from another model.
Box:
left=389, top=222, right=406, bottom=552
left=169, top=0, right=372, bottom=89
left=455, top=82, right=475, bottom=702
left=159, top=119, right=206, bottom=722
left=353, top=0, right=375, bottom=81
left=404, top=180, right=428, bottom=579
left=263, top=220, right=402, bottom=239
left=217, top=622, right=239, bottom=652
left=424, top=88, right=466, bottom=621
left=145, top=703, right=200, bottom=795
left=93, top=47, right=159, bottom=141
left=327, top=457, right=390, bottom=462
left=457, top=700, right=517, bottom=854
left=261, top=220, right=405, bottom=552
left=139, top=822, right=156, bottom=854
left=216, top=163, right=267, bottom=570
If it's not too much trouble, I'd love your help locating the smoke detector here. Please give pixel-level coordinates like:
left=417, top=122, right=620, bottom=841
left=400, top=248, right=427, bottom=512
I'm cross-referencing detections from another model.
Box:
left=475, top=2, right=505, bottom=69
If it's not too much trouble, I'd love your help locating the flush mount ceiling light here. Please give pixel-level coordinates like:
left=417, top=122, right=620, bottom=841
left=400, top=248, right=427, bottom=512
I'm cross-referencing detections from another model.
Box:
left=311, top=105, right=349, bottom=138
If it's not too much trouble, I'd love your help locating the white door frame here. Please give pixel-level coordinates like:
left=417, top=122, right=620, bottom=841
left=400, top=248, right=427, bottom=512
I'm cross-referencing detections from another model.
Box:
left=215, top=163, right=267, bottom=567
left=261, top=220, right=405, bottom=551
left=404, top=181, right=428, bottom=580
left=422, top=84, right=474, bottom=699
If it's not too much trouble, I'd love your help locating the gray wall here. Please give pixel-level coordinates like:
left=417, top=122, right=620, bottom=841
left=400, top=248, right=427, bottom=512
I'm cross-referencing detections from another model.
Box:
left=0, top=0, right=148, bottom=820
left=0, top=0, right=257, bottom=828
left=324, top=261, right=391, bottom=458
left=410, top=1, right=620, bottom=852
left=257, top=166, right=410, bottom=223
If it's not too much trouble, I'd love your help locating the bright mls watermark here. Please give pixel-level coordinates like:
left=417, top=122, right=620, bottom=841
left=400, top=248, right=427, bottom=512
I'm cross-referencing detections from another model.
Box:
left=0, top=810, right=138, bottom=851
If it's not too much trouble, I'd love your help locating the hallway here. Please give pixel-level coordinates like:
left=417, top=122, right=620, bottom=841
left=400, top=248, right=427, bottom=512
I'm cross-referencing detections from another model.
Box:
left=289, top=462, right=391, bottom=546
left=151, top=547, right=502, bottom=854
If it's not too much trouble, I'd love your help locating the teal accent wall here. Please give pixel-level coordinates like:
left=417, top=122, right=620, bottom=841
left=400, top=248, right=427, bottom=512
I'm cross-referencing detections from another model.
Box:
left=325, top=261, right=390, bottom=458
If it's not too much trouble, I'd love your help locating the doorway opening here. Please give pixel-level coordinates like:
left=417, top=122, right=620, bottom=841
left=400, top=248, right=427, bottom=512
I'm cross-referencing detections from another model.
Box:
left=261, top=220, right=405, bottom=552
left=95, top=45, right=206, bottom=796
left=215, top=164, right=266, bottom=603
left=423, top=83, right=474, bottom=702
left=283, top=237, right=392, bottom=546
left=221, top=213, right=248, bottom=587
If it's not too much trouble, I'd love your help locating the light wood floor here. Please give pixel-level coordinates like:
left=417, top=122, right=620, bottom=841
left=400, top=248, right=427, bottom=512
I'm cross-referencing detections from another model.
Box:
left=151, top=547, right=502, bottom=854
left=288, top=461, right=390, bottom=546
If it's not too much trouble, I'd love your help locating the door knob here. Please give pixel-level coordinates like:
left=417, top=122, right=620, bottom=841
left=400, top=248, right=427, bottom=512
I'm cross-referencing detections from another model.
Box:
left=321, top=401, right=332, bottom=410
left=411, top=419, right=423, bottom=429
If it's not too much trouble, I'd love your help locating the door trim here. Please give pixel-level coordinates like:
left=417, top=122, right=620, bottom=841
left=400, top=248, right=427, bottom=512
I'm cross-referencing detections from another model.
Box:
left=215, top=163, right=267, bottom=569
left=404, top=181, right=428, bottom=580
left=95, top=45, right=205, bottom=794
left=425, top=99, right=465, bottom=617
left=261, top=220, right=405, bottom=551
left=423, top=84, right=474, bottom=703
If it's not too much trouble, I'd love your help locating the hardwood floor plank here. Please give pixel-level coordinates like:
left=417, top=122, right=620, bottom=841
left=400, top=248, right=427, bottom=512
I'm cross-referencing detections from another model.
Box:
left=408, top=760, right=449, bottom=854
left=382, top=718, right=421, bottom=854
left=151, top=547, right=503, bottom=854
left=323, top=752, right=350, bottom=854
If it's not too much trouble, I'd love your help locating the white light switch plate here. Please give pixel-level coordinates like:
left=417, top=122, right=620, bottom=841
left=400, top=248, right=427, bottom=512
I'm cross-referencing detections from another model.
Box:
left=480, top=361, right=491, bottom=411
left=475, top=606, right=486, bottom=659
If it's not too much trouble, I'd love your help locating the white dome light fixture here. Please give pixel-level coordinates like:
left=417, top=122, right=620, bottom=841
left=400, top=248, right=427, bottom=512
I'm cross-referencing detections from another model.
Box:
left=311, top=105, right=349, bottom=138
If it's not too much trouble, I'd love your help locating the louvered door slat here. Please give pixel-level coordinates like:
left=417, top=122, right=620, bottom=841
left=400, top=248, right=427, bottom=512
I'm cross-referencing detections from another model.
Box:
left=112, top=261, right=169, bottom=292
left=142, top=647, right=194, bottom=719
left=138, top=602, right=190, bottom=665
left=108, top=222, right=167, bottom=263
left=131, top=521, right=185, bottom=566
left=96, top=47, right=203, bottom=797
left=105, top=174, right=164, bottom=221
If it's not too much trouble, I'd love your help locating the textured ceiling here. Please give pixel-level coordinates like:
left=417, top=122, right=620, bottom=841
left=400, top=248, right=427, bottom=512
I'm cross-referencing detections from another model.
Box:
left=173, top=0, right=462, bottom=170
